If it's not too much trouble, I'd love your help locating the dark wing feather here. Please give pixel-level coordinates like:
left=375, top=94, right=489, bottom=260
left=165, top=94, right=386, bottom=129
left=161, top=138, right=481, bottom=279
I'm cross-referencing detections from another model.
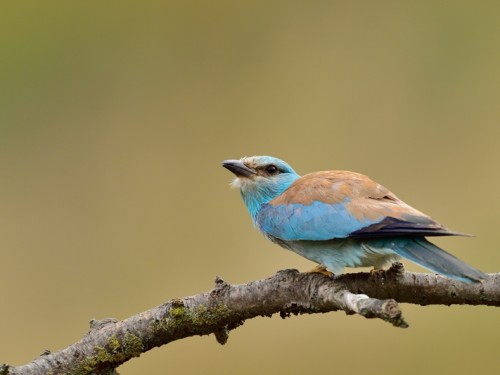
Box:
left=349, top=217, right=471, bottom=238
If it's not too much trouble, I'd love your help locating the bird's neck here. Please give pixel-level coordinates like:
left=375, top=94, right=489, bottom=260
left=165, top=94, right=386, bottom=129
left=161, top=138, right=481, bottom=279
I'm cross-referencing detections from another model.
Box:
left=241, top=175, right=299, bottom=221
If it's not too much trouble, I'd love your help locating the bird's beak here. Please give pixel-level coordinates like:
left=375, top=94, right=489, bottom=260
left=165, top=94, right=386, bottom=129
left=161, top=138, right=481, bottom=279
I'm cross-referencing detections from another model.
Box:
left=222, top=160, right=257, bottom=178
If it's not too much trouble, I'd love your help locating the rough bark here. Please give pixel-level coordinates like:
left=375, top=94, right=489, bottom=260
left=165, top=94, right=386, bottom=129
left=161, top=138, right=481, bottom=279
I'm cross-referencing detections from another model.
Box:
left=2, top=263, right=499, bottom=375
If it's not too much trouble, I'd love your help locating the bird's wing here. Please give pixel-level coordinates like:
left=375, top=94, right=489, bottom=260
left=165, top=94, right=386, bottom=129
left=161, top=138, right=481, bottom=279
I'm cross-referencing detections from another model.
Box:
left=256, top=170, right=463, bottom=241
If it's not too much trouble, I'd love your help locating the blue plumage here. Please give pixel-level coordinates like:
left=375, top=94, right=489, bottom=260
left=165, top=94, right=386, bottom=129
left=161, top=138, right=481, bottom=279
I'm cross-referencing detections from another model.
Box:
left=223, top=156, right=486, bottom=282
left=257, top=200, right=379, bottom=240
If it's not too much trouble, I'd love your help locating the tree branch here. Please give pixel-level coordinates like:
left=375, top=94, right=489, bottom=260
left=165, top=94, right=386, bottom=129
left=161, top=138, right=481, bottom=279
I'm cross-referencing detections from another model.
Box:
left=2, top=263, right=499, bottom=375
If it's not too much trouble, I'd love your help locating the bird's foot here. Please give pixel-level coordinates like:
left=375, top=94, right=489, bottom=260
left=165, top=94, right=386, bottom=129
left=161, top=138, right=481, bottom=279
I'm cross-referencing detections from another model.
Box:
left=370, top=267, right=386, bottom=278
left=306, top=264, right=334, bottom=278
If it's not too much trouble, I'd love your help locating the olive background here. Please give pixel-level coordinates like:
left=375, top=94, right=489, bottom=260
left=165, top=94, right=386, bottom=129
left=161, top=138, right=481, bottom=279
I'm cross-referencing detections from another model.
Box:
left=1, top=1, right=499, bottom=374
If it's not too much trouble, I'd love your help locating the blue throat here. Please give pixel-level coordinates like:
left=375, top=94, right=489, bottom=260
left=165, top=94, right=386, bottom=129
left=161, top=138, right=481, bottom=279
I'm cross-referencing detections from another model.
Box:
left=241, top=173, right=300, bottom=221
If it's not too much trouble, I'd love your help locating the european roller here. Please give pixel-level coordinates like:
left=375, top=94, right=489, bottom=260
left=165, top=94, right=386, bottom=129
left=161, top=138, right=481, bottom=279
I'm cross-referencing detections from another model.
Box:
left=223, top=156, right=486, bottom=282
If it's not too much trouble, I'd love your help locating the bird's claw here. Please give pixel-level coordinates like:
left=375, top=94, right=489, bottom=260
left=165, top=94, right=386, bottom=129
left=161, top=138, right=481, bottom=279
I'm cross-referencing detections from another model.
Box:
left=306, top=264, right=334, bottom=278
left=370, top=267, right=386, bottom=278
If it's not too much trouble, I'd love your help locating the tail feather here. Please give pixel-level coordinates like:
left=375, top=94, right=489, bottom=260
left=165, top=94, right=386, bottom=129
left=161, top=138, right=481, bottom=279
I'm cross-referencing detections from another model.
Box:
left=393, top=238, right=487, bottom=282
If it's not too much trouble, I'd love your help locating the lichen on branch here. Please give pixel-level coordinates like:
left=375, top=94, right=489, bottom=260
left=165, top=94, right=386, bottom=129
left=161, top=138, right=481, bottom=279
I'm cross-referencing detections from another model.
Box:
left=2, top=264, right=499, bottom=375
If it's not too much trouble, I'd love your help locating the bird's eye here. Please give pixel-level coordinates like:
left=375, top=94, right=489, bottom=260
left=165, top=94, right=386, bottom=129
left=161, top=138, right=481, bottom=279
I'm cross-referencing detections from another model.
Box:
left=265, top=165, right=279, bottom=175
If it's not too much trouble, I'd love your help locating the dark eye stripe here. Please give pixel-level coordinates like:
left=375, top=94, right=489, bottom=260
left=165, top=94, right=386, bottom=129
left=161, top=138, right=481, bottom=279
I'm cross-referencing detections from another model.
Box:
left=265, top=165, right=279, bottom=174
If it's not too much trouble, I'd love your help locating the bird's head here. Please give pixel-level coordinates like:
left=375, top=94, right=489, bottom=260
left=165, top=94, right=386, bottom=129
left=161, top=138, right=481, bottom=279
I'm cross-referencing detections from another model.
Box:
left=222, top=156, right=300, bottom=220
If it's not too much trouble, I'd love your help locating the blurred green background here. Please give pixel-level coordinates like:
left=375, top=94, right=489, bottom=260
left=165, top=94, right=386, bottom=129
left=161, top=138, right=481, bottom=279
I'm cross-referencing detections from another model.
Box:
left=1, top=1, right=499, bottom=374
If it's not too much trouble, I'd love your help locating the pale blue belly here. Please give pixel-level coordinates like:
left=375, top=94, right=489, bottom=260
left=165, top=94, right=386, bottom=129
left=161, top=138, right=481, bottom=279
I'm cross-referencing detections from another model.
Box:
left=271, top=237, right=401, bottom=274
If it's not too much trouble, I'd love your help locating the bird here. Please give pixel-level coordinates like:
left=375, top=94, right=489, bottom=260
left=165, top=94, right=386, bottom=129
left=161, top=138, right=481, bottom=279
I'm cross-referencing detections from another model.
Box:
left=222, top=155, right=486, bottom=282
